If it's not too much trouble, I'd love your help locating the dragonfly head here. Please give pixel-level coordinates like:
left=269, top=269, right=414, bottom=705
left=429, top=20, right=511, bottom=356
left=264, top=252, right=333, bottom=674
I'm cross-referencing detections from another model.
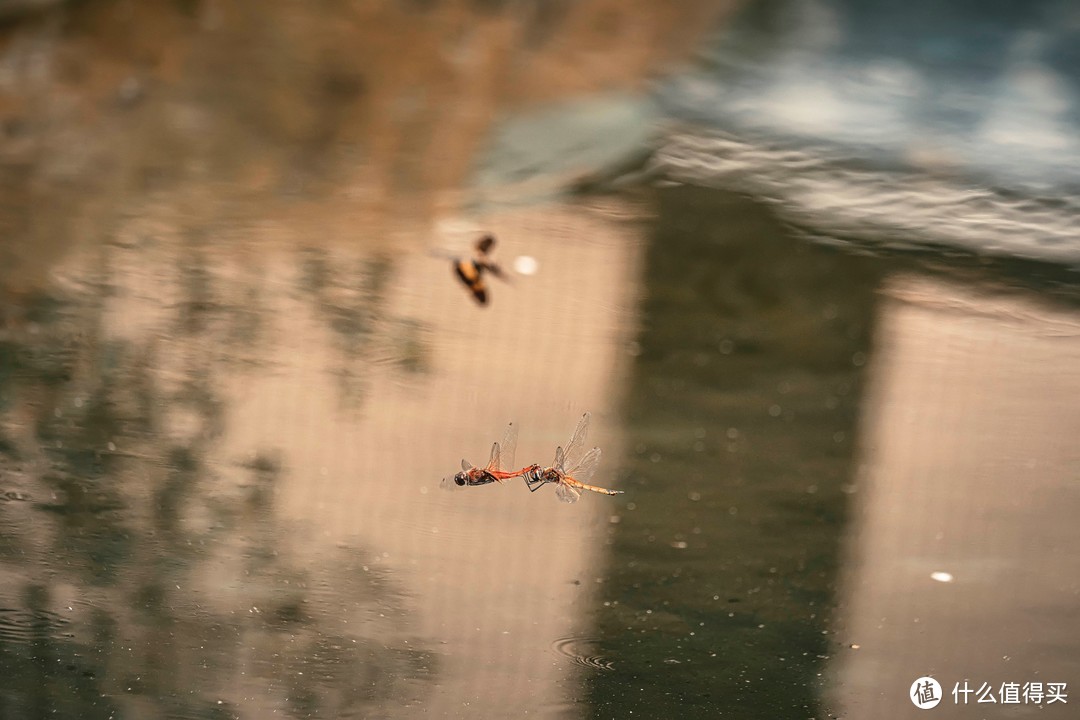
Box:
left=452, top=471, right=468, bottom=487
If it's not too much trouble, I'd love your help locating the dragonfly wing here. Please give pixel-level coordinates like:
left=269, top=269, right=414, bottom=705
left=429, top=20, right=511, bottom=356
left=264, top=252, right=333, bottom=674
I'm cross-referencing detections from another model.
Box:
left=487, top=442, right=501, bottom=473
left=482, top=261, right=510, bottom=282
left=461, top=459, right=474, bottom=472
left=555, top=482, right=581, bottom=504
left=554, top=446, right=565, bottom=472
left=495, top=423, right=517, bottom=471
left=440, top=475, right=462, bottom=492
left=566, top=447, right=602, bottom=484
left=561, top=413, right=590, bottom=471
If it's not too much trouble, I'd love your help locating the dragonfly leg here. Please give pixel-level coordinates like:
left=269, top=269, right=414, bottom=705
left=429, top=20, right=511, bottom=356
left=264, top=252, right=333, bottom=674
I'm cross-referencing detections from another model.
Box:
left=525, top=477, right=546, bottom=492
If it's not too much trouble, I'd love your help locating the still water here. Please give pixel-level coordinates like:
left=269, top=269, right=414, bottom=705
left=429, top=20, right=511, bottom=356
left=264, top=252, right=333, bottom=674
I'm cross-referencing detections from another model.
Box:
left=2, top=2, right=1080, bottom=719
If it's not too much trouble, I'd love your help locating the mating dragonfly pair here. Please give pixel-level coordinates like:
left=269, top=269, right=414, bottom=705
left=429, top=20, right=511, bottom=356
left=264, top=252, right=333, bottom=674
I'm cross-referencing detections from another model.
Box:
left=441, top=413, right=623, bottom=503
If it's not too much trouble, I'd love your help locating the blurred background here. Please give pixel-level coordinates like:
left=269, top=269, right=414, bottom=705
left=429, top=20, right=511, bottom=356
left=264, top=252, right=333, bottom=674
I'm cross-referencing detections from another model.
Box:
left=0, top=1, right=1078, bottom=718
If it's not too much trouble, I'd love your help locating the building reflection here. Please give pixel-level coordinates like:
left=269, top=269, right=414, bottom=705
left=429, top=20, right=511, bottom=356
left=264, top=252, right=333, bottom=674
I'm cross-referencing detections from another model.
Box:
left=829, top=275, right=1080, bottom=718
left=0, top=0, right=735, bottom=710
left=0, top=180, right=645, bottom=718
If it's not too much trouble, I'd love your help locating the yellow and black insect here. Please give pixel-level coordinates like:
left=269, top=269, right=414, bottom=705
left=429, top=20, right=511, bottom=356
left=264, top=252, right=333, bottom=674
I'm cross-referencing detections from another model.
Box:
left=453, top=234, right=508, bottom=306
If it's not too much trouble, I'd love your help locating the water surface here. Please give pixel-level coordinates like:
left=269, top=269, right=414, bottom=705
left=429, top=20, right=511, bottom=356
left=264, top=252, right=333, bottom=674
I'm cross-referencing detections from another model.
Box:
left=2, top=2, right=1080, bottom=719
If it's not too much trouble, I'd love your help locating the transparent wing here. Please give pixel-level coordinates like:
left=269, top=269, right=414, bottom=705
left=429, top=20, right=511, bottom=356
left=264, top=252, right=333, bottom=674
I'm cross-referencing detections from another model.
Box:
left=491, top=423, right=517, bottom=471
left=461, top=459, right=474, bottom=472
left=555, top=481, right=581, bottom=504
left=482, top=261, right=510, bottom=282
left=561, top=413, right=590, bottom=472
left=553, top=446, right=565, bottom=472
left=486, top=442, right=501, bottom=473
left=565, top=447, right=602, bottom=484
left=440, top=475, right=462, bottom=492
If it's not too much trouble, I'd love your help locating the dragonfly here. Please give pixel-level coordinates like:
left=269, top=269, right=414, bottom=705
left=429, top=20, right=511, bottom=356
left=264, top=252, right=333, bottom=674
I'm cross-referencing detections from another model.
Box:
left=520, top=413, right=623, bottom=503
left=441, top=422, right=521, bottom=490
left=452, top=234, right=510, bottom=306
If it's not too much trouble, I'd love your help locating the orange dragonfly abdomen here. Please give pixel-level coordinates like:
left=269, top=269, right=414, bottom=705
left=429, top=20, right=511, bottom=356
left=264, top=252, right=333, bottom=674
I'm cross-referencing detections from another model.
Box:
left=454, top=260, right=488, bottom=305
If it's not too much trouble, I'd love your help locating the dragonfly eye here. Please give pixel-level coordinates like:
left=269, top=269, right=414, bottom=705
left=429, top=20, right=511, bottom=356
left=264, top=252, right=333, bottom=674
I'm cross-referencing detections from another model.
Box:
left=453, top=473, right=467, bottom=487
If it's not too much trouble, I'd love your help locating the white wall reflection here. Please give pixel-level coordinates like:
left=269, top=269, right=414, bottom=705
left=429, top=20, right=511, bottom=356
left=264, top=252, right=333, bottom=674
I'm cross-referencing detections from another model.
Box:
left=829, top=275, right=1080, bottom=718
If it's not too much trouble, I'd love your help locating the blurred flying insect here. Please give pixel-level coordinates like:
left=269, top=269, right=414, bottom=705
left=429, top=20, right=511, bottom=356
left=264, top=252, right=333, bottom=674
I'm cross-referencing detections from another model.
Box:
left=520, top=413, right=623, bottom=503
left=441, top=422, right=521, bottom=490
left=452, top=233, right=510, bottom=306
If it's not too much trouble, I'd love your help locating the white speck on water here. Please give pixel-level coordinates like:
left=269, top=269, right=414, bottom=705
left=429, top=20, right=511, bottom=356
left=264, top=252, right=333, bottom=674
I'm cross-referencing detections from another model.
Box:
left=931, top=571, right=954, bottom=583
left=513, top=255, right=539, bottom=275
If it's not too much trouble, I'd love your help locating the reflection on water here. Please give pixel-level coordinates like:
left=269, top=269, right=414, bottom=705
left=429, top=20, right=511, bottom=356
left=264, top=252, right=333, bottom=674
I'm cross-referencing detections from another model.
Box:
left=670, top=0, right=1080, bottom=188
left=653, top=129, right=1080, bottom=265
left=829, top=276, right=1080, bottom=719
left=2, top=1, right=1080, bottom=719
left=0, top=247, right=435, bottom=718
left=5, top=156, right=1077, bottom=719
left=0, top=194, right=647, bottom=718
left=0, top=2, right=715, bottom=713
left=587, top=187, right=883, bottom=718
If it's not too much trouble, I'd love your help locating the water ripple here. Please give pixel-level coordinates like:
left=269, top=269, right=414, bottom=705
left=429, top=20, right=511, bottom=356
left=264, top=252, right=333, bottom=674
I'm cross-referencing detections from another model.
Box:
left=551, top=635, right=615, bottom=671
left=655, top=129, right=1080, bottom=266
left=0, top=607, right=71, bottom=643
